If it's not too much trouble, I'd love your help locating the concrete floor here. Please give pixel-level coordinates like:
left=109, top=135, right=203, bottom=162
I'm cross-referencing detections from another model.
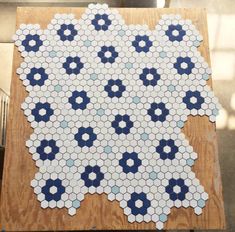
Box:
left=0, top=0, right=234, bottom=231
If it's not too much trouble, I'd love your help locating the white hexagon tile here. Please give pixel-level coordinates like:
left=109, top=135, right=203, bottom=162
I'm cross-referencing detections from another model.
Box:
left=13, top=3, right=221, bottom=230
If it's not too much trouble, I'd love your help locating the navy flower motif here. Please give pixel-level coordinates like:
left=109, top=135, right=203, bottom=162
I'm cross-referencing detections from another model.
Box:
left=36, top=139, right=59, bottom=161
left=91, top=13, right=111, bottom=31
left=147, top=102, right=169, bottom=122
left=75, top=127, right=97, bottom=148
left=156, top=139, right=178, bottom=160
left=132, top=35, right=153, bottom=53
left=42, top=178, right=65, bottom=202
left=140, top=68, right=160, bottom=86
left=27, top=67, right=48, bottom=86
left=174, top=57, right=195, bottom=75
left=81, top=165, right=104, bottom=187
left=69, top=90, right=90, bottom=110
left=119, top=152, right=142, bottom=174
left=98, top=46, right=118, bottom=64
left=22, top=34, right=43, bottom=52
left=127, top=192, right=151, bottom=216
left=57, top=24, right=77, bottom=41
left=166, top=178, right=189, bottom=201
left=32, top=102, right=54, bottom=122
left=111, top=114, right=133, bottom=135
left=63, top=56, right=84, bottom=75
left=104, top=79, right=126, bottom=98
left=183, top=90, right=204, bottom=110
left=165, top=24, right=186, bottom=42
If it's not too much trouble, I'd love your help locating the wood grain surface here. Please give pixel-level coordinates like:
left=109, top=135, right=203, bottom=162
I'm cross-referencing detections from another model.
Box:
left=0, top=7, right=226, bottom=231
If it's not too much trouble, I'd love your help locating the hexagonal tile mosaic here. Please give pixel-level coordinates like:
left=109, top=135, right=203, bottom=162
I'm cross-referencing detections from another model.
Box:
left=13, top=4, right=220, bottom=229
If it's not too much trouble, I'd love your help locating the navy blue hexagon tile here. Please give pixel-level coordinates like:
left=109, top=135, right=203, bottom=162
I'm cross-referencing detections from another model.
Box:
left=14, top=3, right=220, bottom=230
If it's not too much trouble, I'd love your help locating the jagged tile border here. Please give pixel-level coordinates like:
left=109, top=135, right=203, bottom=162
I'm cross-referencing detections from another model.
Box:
left=13, top=4, right=220, bottom=229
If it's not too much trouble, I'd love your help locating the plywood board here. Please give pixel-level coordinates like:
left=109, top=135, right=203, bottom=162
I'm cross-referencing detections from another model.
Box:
left=0, top=7, right=226, bottom=231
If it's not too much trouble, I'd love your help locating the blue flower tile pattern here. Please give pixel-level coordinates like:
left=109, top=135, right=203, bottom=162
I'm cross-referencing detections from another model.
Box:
left=127, top=192, right=151, bottom=216
left=81, top=165, right=104, bottom=187
left=69, top=90, right=90, bottom=110
left=112, top=114, right=134, bottom=134
left=132, top=35, right=153, bottom=53
left=27, top=68, right=48, bottom=86
left=183, top=90, right=205, bottom=110
left=14, top=4, right=220, bottom=229
left=42, top=179, right=65, bottom=202
left=91, top=13, right=111, bottom=31
left=22, top=34, right=43, bottom=52
left=57, top=24, right=78, bottom=41
left=105, top=79, right=126, bottom=98
left=174, top=56, right=195, bottom=75
left=36, top=139, right=59, bottom=161
left=156, top=139, right=178, bottom=160
left=165, top=24, right=186, bottom=42
left=119, top=152, right=142, bottom=174
left=166, top=178, right=189, bottom=201
left=32, top=102, right=54, bottom=123
left=63, top=56, right=84, bottom=75
left=147, top=102, right=169, bottom=122
left=75, top=127, right=97, bottom=147
left=140, top=68, right=160, bottom=87
left=98, top=46, right=118, bottom=64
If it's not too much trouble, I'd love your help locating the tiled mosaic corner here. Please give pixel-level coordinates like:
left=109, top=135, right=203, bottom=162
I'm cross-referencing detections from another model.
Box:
left=13, top=3, right=220, bottom=229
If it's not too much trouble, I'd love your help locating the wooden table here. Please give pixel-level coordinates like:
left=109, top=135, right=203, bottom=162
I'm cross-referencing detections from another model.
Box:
left=0, top=7, right=226, bottom=231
